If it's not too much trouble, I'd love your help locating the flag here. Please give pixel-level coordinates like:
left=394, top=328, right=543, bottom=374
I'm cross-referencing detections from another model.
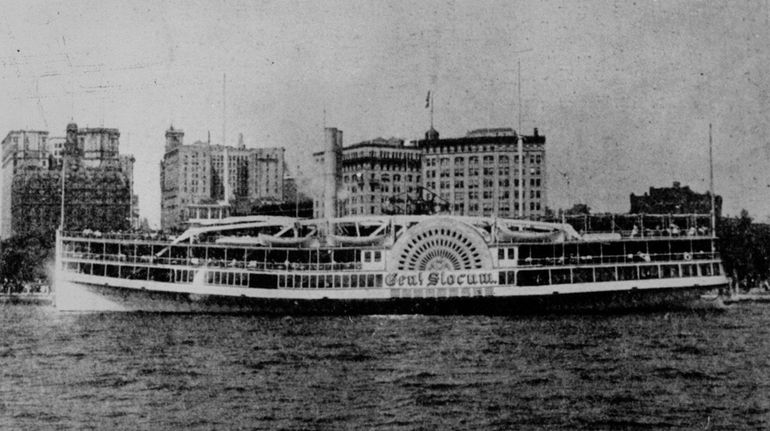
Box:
left=425, top=90, right=431, bottom=108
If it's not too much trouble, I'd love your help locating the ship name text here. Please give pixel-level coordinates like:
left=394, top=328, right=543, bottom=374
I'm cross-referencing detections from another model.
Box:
left=384, top=271, right=497, bottom=288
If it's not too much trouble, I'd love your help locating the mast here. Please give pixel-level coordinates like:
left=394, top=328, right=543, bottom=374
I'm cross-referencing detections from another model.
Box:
left=518, top=133, right=524, bottom=218
left=59, top=157, right=66, bottom=231
left=222, top=73, right=226, bottom=148
left=518, top=60, right=522, bottom=133
left=709, top=123, right=715, bottom=234
left=517, top=60, right=524, bottom=218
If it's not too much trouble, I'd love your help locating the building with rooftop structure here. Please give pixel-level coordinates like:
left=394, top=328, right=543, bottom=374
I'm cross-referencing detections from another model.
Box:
left=312, top=125, right=547, bottom=219
left=417, top=126, right=546, bottom=218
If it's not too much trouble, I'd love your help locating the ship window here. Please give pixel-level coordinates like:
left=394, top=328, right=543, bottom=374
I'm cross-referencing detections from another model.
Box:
left=375, top=274, right=383, bottom=287
left=364, top=252, right=371, bottom=263
left=618, top=266, right=638, bottom=280
left=551, top=269, right=571, bottom=284
left=334, top=275, right=341, bottom=288
left=661, top=265, right=679, bottom=278
left=278, top=275, right=285, bottom=288
left=285, top=275, right=294, bottom=288
left=595, top=267, right=616, bottom=282
left=317, top=275, right=326, bottom=288
left=517, top=270, right=549, bottom=286
left=506, top=271, right=515, bottom=284
left=573, top=268, right=594, bottom=283
left=682, top=264, right=696, bottom=277
left=326, top=275, right=334, bottom=288
left=350, top=275, right=358, bottom=288
left=342, top=275, right=350, bottom=287
left=374, top=251, right=381, bottom=261
left=713, top=263, right=721, bottom=275
left=249, top=273, right=277, bottom=288
left=640, top=265, right=659, bottom=279
left=498, top=248, right=505, bottom=260
left=106, top=265, right=119, bottom=278
left=699, top=263, right=713, bottom=276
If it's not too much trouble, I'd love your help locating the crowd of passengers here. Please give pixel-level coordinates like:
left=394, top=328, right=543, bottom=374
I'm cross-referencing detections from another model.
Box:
left=627, top=224, right=709, bottom=238
left=520, top=249, right=713, bottom=266
left=64, top=251, right=363, bottom=271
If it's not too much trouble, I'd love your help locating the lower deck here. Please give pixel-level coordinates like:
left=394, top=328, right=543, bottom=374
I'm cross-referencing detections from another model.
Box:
left=55, top=277, right=725, bottom=314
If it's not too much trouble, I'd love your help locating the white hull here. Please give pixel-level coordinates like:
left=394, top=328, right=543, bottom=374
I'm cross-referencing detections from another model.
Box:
left=55, top=271, right=728, bottom=314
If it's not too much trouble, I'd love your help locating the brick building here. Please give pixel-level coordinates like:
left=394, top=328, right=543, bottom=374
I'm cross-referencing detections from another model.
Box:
left=312, top=126, right=547, bottom=219
left=630, top=181, right=722, bottom=217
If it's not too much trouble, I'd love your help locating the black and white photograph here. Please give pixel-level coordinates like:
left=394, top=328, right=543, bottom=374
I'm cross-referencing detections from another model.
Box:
left=1, top=0, right=769, bottom=429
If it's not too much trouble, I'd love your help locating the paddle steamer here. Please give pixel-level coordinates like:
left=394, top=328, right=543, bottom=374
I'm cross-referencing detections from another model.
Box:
left=54, top=212, right=727, bottom=313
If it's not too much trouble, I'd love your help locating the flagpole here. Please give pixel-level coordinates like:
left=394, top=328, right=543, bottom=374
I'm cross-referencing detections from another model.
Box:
left=430, top=91, right=434, bottom=130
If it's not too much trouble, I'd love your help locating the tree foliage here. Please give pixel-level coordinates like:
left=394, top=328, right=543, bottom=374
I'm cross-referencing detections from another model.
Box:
left=718, top=209, right=770, bottom=284
left=0, top=232, right=54, bottom=288
left=565, top=203, right=591, bottom=215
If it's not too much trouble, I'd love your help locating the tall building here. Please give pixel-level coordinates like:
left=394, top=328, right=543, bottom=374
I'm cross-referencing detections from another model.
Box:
left=418, top=127, right=546, bottom=218
left=313, top=137, right=422, bottom=217
left=160, top=126, right=286, bottom=230
left=0, top=124, right=133, bottom=238
left=1, top=130, right=51, bottom=237
left=312, top=126, right=547, bottom=219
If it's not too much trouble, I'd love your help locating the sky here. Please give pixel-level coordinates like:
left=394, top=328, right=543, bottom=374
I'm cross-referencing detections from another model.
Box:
left=1, top=0, right=769, bottom=226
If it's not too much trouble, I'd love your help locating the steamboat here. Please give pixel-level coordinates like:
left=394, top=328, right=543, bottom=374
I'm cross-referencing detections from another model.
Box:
left=54, top=212, right=728, bottom=314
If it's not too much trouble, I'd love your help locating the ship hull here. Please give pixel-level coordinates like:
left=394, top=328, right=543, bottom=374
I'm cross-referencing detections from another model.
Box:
left=55, top=278, right=726, bottom=315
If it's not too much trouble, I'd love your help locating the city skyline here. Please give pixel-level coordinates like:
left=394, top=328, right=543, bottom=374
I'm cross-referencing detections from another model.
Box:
left=1, top=1, right=768, bottom=226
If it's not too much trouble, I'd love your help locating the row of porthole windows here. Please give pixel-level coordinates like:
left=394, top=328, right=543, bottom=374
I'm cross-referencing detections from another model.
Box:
left=279, top=273, right=383, bottom=288
left=507, top=262, right=722, bottom=286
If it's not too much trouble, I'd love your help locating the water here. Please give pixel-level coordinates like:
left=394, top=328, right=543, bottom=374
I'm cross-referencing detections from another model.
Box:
left=1, top=306, right=769, bottom=430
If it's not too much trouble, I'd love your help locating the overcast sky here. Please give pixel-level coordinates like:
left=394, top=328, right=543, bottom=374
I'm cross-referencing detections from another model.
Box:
left=2, top=0, right=768, bottom=226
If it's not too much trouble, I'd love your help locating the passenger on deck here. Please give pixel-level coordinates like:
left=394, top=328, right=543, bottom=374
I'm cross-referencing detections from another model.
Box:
left=669, top=223, right=680, bottom=236
left=630, top=224, right=639, bottom=238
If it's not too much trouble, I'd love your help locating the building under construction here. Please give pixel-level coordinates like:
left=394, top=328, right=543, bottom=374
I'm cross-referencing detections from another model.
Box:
left=0, top=123, right=133, bottom=238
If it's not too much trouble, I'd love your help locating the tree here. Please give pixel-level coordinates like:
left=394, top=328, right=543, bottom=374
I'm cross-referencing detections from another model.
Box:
left=0, top=233, right=54, bottom=291
left=717, top=209, right=770, bottom=288
left=565, top=203, right=591, bottom=215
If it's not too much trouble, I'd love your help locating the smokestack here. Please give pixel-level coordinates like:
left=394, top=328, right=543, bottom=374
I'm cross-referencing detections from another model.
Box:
left=323, top=127, right=342, bottom=221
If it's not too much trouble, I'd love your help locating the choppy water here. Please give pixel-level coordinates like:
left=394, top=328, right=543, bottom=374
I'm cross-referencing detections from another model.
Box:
left=1, top=305, right=769, bottom=430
